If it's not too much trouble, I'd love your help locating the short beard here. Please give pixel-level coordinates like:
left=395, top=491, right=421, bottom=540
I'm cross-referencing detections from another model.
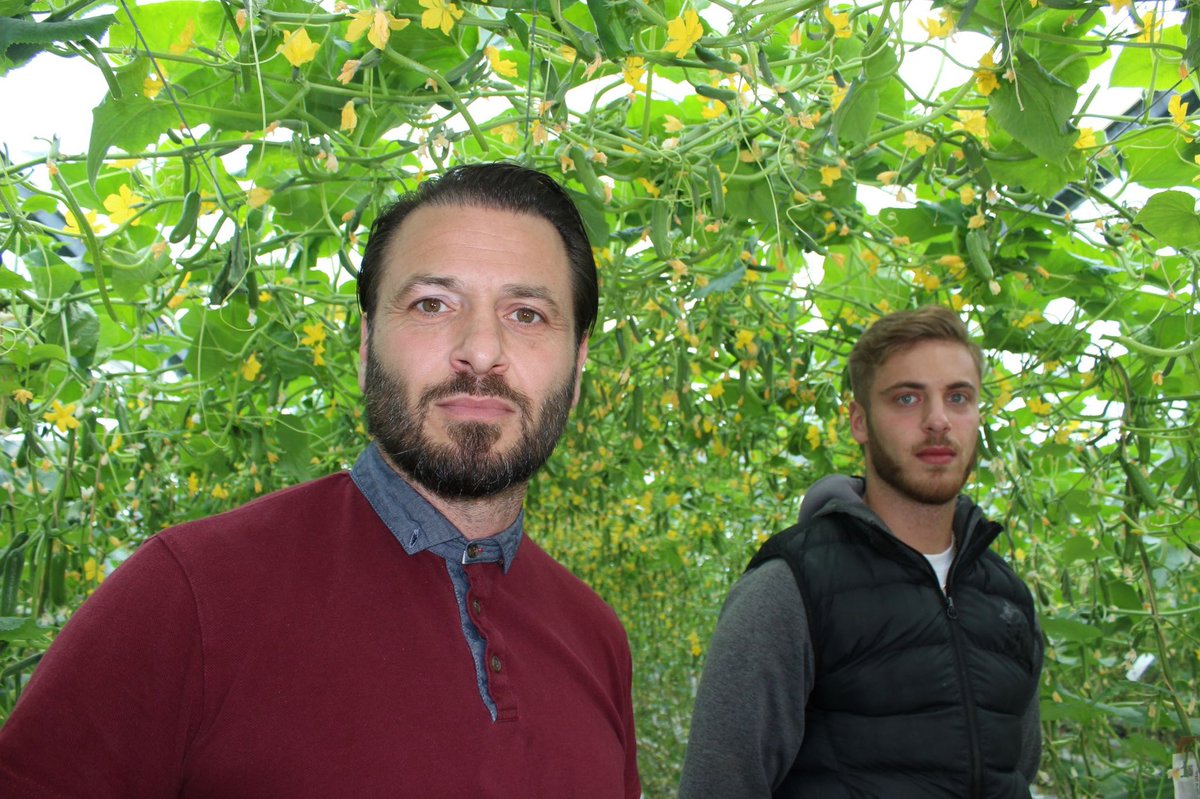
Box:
left=866, top=423, right=977, bottom=507
left=363, top=342, right=576, bottom=500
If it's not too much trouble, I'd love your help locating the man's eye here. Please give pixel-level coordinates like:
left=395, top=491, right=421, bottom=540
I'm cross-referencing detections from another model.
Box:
left=511, top=308, right=543, bottom=324
left=415, top=298, right=445, bottom=313
left=896, top=394, right=918, bottom=406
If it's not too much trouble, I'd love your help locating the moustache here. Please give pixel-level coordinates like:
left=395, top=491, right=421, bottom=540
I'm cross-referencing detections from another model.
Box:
left=419, top=372, right=531, bottom=415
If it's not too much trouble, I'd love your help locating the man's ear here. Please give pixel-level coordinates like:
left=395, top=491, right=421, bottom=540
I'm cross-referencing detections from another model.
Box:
left=849, top=400, right=869, bottom=445
left=358, top=317, right=370, bottom=393
left=570, top=335, right=589, bottom=409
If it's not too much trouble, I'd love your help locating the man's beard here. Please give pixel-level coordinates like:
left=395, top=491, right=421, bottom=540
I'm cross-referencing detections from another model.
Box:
left=867, top=423, right=977, bottom=507
left=363, top=344, right=576, bottom=500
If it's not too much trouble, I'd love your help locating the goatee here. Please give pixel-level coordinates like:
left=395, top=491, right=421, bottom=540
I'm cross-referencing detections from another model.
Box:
left=363, top=344, right=576, bottom=499
left=868, top=432, right=976, bottom=506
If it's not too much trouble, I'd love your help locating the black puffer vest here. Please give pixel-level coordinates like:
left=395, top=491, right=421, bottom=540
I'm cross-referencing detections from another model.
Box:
left=747, top=498, right=1039, bottom=799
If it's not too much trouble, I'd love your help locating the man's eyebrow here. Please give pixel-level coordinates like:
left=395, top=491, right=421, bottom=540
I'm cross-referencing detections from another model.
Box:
left=391, top=275, right=463, bottom=300
left=876, top=379, right=978, bottom=395
left=502, top=283, right=564, bottom=314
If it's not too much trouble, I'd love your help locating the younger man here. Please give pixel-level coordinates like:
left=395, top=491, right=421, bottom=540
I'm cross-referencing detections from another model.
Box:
left=679, top=306, right=1042, bottom=798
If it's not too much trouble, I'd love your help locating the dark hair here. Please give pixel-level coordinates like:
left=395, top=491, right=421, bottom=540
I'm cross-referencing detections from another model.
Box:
left=358, top=162, right=598, bottom=345
left=847, top=306, right=983, bottom=407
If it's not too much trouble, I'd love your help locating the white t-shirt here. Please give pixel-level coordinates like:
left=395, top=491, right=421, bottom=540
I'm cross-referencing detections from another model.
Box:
left=924, top=544, right=955, bottom=594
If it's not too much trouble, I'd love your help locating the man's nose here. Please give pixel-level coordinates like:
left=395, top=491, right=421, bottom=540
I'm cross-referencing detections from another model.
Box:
left=450, top=311, right=507, bottom=376
left=923, top=400, right=951, bottom=434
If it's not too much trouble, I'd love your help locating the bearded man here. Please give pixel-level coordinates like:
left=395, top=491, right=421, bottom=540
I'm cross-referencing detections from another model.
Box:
left=678, top=306, right=1042, bottom=799
left=0, top=163, right=641, bottom=798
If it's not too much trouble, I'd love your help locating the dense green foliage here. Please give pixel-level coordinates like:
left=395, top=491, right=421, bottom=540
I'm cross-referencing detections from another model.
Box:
left=2, top=0, right=1200, bottom=794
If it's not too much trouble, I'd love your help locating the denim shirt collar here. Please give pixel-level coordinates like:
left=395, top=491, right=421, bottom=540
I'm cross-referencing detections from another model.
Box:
left=350, top=443, right=522, bottom=573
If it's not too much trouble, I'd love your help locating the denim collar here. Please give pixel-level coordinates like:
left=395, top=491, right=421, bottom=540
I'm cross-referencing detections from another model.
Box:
left=350, top=443, right=522, bottom=573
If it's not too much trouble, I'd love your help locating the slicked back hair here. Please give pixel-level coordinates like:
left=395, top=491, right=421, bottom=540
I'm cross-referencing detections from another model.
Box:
left=847, top=306, right=983, bottom=408
left=357, top=162, right=598, bottom=346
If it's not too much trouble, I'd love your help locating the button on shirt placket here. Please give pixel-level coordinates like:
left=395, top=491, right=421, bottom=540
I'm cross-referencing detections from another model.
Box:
left=350, top=444, right=521, bottom=723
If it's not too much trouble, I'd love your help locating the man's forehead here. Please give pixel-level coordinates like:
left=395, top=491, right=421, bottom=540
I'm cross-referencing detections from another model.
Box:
left=876, top=340, right=980, bottom=384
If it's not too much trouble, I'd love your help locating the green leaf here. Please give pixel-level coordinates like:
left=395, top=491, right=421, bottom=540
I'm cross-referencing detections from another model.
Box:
left=1111, top=26, right=1188, bottom=90
left=1041, top=616, right=1105, bottom=642
left=835, top=81, right=879, bottom=145
left=988, top=50, right=1078, bottom=166
left=693, top=265, right=745, bottom=299
left=1134, top=190, right=1200, bottom=251
left=1120, top=127, right=1200, bottom=188
left=86, top=93, right=175, bottom=187
left=0, top=266, right=30, bottom=290
left=0, top=14, right=115, bottom=74
left=0, top=616, right=47, bottom=642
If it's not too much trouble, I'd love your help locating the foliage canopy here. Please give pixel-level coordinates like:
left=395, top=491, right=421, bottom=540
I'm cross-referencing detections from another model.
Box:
left=2, top=0, right=1199, bottom=794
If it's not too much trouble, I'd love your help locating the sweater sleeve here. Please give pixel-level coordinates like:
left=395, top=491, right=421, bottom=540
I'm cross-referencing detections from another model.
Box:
left=677, top=558, right=812, bottom=798
left=0, top=536, right=204, bottom=798
left=1018, top=614, right=1045, bottom=785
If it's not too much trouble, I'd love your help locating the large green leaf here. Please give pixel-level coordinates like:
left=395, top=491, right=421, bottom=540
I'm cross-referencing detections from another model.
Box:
left=988, top=50, right=1078, bottom=166
left=1135, top=191, right=1200, bottom=251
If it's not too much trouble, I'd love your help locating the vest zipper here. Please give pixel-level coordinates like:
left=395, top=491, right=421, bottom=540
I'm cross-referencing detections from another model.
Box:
left=945, top=588, right=983, bottom=799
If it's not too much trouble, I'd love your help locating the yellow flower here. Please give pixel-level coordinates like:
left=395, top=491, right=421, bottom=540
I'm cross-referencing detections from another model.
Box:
left=211, top=484, right=230, bottom=500
left=110, top=157, right=140, bottom=169
left=807, top=424, right=822, bottom=449
left=83, top=557, right=102, bottom=583
left=1168, top=94, right=1189, bottom=128
left=312, top=343, right=326, bottom=367
left=337, top=58, right=361, bottom=85
left=823, top=7, right=851, bottom=39
left=170, top=19, right=195, bottom=54
left=709, top=381, right=725, bottom=399
left=187, top=473, right=200, bottom=496
left=1108, top=0, right=1130, bottom=10
left=247, top=187, right=272, bottom=209
left=277, top=28, right=319, bottom=67
left=143, top=72, right=165, bottom=99
left=103, top=185, right=144, bottom=226
left=43, top=399, right=80, bottom=433
left=241, top=353, right=262, bottom=381
left=560, top=45, right=576, bottom=61
left=340, top=100, right=358, bottom=132
left=960, top=186, right=976, bottom=204
left=903, top=130, right=934, bottom=154
left=968, top=210, right=987, bottom=229
left=1075, top=127, right=1097, bottom=149
left=820, top=165, right=842, bottom=186
left=919, top=11, right=954, bottom=38
left=346, top=8, right=409, bottom=49
left=495, top=123, right=519, bottom=145
left=664, top=9, right=704, bottom=57
left=687, top=630, right=703, bottom=657
left=485, top=46, right=518, bottom=78
left=938, top=254, right=967, bottom=279
left=300, top=322, right=327, bottom=347
left=623, top=56, right=647, bottom=91
left=663, top=115, right=684, bottom=133
left=637, top=177, right=660, bottom=197
left=974, top=51, right=999, bottom=96
left=829, top=81, right=847, bottom=111
left=734, top=329, right=757, bottom=356
left=63, top=209, right=101, bottom=236
left=1015, top=311, right=1043, bottom=330
left=953, top=109, right=989, bottom=140
left=419, top=0, right=463, bottom=35
left=701, top=99, right=726, bottom=119
left=1136, top=10, right=1161, bottom=43
left=12, top=388, right=33, bottom=405
left=1026, top=397, right=1052, bottom=416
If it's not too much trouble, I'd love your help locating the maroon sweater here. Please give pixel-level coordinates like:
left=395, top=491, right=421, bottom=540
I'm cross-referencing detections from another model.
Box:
left=0, top=474, right=640, bottom=798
